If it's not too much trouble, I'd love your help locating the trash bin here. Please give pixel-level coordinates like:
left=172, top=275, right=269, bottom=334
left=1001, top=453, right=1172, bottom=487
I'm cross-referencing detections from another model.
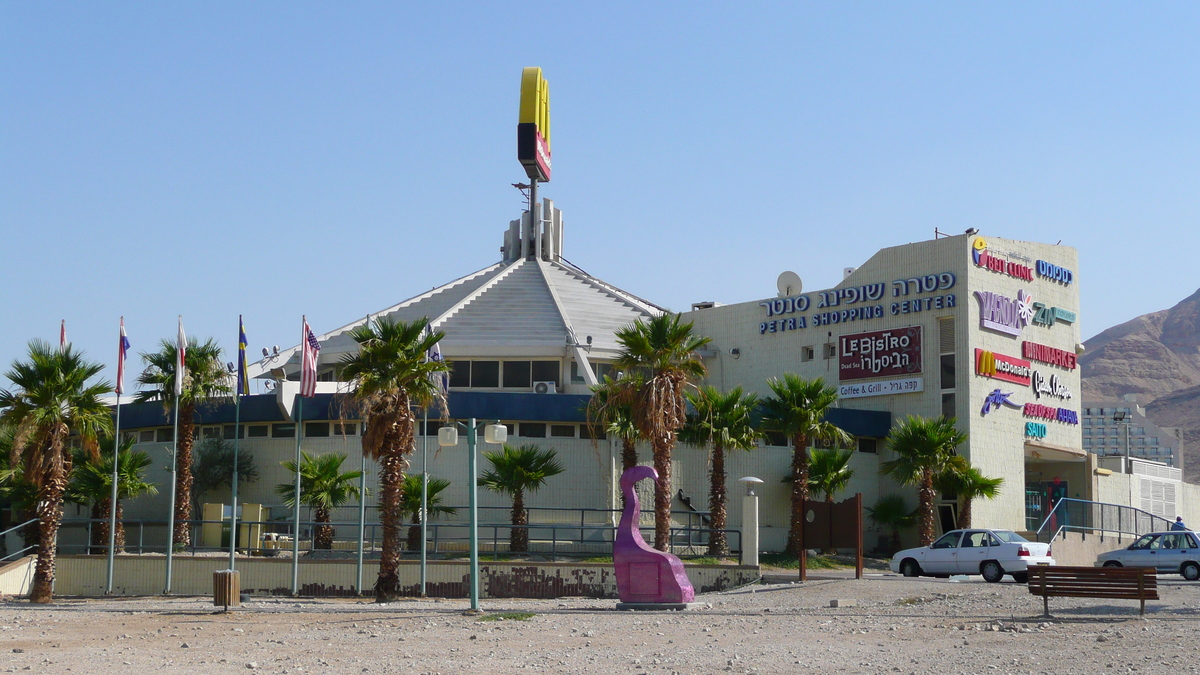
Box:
left=214, top=569, right=241, bottom=610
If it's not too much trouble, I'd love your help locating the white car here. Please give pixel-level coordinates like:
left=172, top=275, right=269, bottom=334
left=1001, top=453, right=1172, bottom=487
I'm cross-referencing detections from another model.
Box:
left=889, top=529, right=1054, bottom=583
left=1094, top=531, right=1200, bottom=580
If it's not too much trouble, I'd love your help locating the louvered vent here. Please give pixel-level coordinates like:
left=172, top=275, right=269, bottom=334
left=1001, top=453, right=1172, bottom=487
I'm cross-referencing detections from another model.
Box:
left=939, top=317, right=955, bottom=354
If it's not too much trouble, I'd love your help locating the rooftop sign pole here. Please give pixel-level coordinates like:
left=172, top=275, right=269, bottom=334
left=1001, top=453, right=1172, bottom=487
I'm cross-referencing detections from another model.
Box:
left=518, top=67, right=551, bottom=258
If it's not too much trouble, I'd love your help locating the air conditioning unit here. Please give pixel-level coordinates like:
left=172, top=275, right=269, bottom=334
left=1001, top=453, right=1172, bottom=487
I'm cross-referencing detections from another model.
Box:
left=533, top=381, right=557, bottom=394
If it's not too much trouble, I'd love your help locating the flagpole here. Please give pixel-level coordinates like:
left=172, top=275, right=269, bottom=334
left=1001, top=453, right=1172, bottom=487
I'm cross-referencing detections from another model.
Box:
left=420, top=406, right=429, bottom=597
left=291, top=316, right=306, bottom=596
left=105, top=320, right=123, bottom=594
left=355, top=315, right=369, bottom=596
left=165, top=394, right=180, bottom=593
left=229, top=390, right=242, bottom=571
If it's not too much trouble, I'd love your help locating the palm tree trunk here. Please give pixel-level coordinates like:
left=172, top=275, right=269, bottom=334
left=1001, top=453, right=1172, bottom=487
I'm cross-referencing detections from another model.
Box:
left=91, top=502, right=108, bottom=554
left=30, top=485, right=65, bottom=604
left=511, top=489, right=528, bottom=553
left=652, top=436, right=673, bottom=552
left=957, top=497, right=972, bottom=530
left=707, top=445, right=728, bottom=556
left=918, top=469, right=936, bottom=545
left=620, top=437, right=638, bottom=510
left=406, top=513, right=422, bottom=553
left=786, top=434, right=810, bottom=558
left=173, top=404, right=197, bottom=548
left=375, top=444, right=408, bottom=601
left=314, top=506, right=333, bottom=550
left=115, top=500, right=126, bottom=553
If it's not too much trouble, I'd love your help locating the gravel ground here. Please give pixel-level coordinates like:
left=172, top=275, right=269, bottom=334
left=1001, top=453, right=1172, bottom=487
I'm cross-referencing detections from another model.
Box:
left=2, top=573, right=1198, bottom=675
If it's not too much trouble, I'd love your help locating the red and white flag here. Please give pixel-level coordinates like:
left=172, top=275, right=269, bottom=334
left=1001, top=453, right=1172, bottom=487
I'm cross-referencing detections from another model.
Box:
left=59, top=320, right=67, bottom=352
left=116, top=317, right=131, bottom=396
left=175, top=316, right=186, bottom=397
left=300, top=317, right=320, bottom=398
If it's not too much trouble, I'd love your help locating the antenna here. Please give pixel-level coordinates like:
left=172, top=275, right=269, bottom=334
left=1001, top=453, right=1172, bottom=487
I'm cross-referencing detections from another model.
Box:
left=776, top=271, right=803, bottom=297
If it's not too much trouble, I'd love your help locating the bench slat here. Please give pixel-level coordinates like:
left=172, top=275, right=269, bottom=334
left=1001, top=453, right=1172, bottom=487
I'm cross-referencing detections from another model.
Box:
left=1026, top=565, right=1157, bottom=615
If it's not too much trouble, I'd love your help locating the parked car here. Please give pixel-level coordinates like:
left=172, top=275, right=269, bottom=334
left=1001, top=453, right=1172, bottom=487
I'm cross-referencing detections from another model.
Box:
left=1094, top=531, right=1200, bottom=580
left=888, top=529, right=1054, bottom=583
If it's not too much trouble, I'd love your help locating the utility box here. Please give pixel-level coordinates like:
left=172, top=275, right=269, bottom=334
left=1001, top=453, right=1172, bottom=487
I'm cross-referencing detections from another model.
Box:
left=213, top=569, right=240, bottom=610
left=201, top=503, right=266, bottom=552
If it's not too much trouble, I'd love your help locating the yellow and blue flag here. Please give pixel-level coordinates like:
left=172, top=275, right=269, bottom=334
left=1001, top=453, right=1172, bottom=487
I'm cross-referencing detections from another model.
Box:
left=237, top=315, right=250, bottom=397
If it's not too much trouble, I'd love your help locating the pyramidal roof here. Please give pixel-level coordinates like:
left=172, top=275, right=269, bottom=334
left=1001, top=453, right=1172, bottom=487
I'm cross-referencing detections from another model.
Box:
left=249, top=200, right=663, bottom=386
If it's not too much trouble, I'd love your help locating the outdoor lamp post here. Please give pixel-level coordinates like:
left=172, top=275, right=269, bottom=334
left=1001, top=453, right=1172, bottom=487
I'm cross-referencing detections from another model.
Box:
left=737, top=477, right=763, bottom=567
left=438, top=418, right=507, bottom=612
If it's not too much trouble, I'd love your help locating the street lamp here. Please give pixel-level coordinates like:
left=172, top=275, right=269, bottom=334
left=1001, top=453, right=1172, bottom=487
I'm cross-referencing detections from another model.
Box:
left=1113, top=410, right=1133, bottom=506
left=438, top=418, right=507, bottom=612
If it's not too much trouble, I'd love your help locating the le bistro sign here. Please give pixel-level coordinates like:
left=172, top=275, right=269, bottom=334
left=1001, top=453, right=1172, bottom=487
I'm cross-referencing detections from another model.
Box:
left=839, top=327, right=922, bottom=381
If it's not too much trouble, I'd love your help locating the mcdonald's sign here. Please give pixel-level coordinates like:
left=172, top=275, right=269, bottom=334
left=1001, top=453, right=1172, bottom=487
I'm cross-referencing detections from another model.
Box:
left=517, top=67, right=551, bottom=181
left=974, top=348, right=1031, bottom=386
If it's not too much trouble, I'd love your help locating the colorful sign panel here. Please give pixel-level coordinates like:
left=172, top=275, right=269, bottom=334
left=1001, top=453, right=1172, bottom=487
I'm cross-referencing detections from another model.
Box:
left=1023, top=403, right=1079, bottom=425
left=1036, top=260, right=1074, bottom=285
left=972, top=237, right=1033, bottom=281
left=974, top=348, right=1031, bottom=386
left=838, top=327, right=922, bottom=381
left=1022, top=341, right=1077, bottom=370
left=1025, top=422, right=1048, bottom=438
left=517, top=67, right=551, bottom=181
left=838, top=377, right=923, bottom=399
left=1032, top=370, right=1073, bottom=400
left=1032, top=303, right=1077, bottom=328
left=975, top=289, right=1034, bottom=337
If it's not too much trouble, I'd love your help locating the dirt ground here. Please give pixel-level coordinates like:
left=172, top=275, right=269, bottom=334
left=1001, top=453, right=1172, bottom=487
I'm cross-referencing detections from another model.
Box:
left=2, top=572, right=1197, bottom=675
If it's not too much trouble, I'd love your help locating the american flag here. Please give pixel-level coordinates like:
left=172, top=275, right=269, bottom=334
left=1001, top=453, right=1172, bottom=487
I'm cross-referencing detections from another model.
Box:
left=300, top=317, right=320, bottom=398
left=116, top=317, right=130, bottom=396
left=175, top=316, right=186, bottom=397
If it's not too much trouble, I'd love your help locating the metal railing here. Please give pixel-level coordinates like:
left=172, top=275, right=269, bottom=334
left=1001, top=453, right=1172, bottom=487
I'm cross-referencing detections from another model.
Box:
left=0, top=518, right=38, bottom=562
left=1033, top=498, right=1174, bottom=544
left=53, top=514, right=740, bottom=560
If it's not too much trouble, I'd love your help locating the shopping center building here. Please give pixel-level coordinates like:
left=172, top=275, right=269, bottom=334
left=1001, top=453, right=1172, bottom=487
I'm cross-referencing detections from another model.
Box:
left=67, top=202, right=1199, bottom=556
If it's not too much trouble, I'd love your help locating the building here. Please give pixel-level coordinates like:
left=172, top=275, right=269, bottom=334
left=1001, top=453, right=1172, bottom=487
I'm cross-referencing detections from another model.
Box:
left=1082, top=396, right=1184, bottom=471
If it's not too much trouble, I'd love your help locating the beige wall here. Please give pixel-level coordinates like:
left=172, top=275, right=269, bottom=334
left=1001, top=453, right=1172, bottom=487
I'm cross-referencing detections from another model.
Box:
left=0, top=556, right=33, bottom=596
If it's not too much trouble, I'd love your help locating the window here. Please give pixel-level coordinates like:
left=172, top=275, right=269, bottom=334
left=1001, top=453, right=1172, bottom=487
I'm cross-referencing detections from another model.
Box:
left=764, top=431, right=787, bottom=447
left=138, top=430, right=155, bottom=443
left=472, top=361, right=499, bottom=388
left=857, top=438, right=877, bottom=453
left=223, top=424, right=245, bottom=440
left=156, top=428, right=174, bottom=442
left=201, top=426, right=221, bottom=439
left=272, top=424, right=296, bottom=438
left=247, top=425, right=269, bottom=438
left=941, top=393, right=955, bottom=419
left=940, top=354, right=955, bottom=390
left=931, top=532, right=961, bottom=549
left=333, top=423, right=357, bottom=436
left=579, top=424, right=606, bottom=440
left=532, top=361, right=560, bottom=383
left=801, top=346, right=814, bottom=362
left=448, top=361, right=470, bottom=388
left=520, top=423, right=546, bottom=438
left=550, top=424, right=576, bottom=438
left=504, top=361, right=532, bottom=388
left=305, top=422, right=329, bottom=438
left=823, top=343, right=836, bottom=359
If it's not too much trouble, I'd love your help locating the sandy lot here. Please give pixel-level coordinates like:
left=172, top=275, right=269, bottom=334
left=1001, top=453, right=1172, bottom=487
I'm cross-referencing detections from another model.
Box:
left=2, top=573, right=1197, bottom=675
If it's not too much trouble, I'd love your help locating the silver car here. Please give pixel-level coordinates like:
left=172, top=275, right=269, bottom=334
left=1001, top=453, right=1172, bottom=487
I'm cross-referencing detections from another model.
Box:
left=1095, top=531, right=1200, bottom=580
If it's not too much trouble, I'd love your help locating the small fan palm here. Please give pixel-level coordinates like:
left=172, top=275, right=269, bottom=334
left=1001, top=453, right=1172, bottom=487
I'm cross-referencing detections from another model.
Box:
left=808, top=448, right=856, bottom=502
left=588, top=373, right=643, bottom=475
left=760, top=374, right=851, bottom=557
left=67, top=436, right=157, bottom=554
left=400, top=474, right=456, bottom=552
left=0, top=340, right=112, bottom=603
left=680, top=385, right=760, bottom=556
left=936, top=460, right=1003, bottom=529
left=866, top=494, right=918, bottom=555
left=479, top=444, right=565, bottom=553
left=276, top=452, right=363, bottom=550
left=880, top=415, right=967, bottom=545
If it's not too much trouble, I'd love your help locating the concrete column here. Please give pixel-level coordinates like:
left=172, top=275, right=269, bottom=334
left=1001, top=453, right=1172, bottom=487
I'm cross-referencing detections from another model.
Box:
left=741, top=492, right=760, bottom=567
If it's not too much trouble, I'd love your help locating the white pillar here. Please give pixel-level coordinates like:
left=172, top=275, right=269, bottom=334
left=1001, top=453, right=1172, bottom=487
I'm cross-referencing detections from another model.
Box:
left=741, top=492, right=759, bottom=567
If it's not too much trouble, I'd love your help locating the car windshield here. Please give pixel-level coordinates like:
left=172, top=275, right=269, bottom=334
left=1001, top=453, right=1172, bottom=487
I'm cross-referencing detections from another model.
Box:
left=990, top=531, right=1028, bottom=543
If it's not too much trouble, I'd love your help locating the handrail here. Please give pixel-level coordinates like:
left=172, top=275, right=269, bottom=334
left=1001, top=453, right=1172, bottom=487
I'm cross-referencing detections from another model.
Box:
left=1034, top=498, right=1173, bottom=543
left=0, top=518, right=39, bottom=563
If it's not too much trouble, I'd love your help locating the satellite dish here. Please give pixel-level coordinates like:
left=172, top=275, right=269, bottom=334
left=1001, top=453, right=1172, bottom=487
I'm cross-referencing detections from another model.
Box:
left=777, top=271, right=803, bottom=297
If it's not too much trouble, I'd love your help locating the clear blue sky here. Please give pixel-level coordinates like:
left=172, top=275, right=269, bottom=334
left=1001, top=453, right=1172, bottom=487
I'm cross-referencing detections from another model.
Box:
left=3, top=3, right=1198, bottom=391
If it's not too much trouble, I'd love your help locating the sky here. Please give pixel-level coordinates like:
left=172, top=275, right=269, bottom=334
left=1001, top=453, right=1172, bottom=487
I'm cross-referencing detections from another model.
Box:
left=3, top=3, right=1199, bottom=392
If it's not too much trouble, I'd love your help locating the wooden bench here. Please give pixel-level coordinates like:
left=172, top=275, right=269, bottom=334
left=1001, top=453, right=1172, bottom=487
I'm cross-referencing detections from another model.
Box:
left=1027, top=565, right=1158, bottom=617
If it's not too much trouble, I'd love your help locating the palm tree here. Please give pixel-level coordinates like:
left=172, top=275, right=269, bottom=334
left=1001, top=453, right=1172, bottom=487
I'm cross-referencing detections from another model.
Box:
left=340, top=316, right=449, bottom=601
left=679, top=385, right=759, bottom=556
left=478, top=444, right=565, bottom=553
left=613, top=314, right=711, bottom=551
left=276, top=452, right=363, bottom=550
left=808, top=448, right=856, bottom=502
left=866, top=494, right=918, bottom=555
left=399, top=473, right=456, bottom=552
left=135, top=337, right=230, bottom=548
left=880, top=415, right=968, bottom=545
left=67, top=437, right=157, bottom=554
left=0, top=340, right=112, bottom=603
left=191, top=437, right=259, bottom=518
left=759, top=374, right=851, bottom=557
left=587, top=373, right=643, bottom=509
left=936, top=461, right=1003, bottom=529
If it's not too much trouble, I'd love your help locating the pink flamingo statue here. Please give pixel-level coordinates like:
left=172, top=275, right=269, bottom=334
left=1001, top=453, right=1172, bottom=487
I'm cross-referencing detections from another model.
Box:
left=614, top=465, right=695, bottom=604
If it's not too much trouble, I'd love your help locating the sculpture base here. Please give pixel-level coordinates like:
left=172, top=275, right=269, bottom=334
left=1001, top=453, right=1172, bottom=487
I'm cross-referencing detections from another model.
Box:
left=615, top=602, right=704, bottom=611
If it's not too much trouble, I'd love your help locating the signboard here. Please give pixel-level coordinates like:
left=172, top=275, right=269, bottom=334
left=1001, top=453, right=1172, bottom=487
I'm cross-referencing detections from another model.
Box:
left=838, top=326, right=922, bottom=381
left=1022, top=341, right=1077, bottom=370
left=517, top=67, right=551, bottom=181
left=972, top=237, right=1033, bottom=281
left=975, top=348, right=1031, bottom=386
left=838, top=377, right=923, bottom=399
left=975, top=289, right=1034, bottom=337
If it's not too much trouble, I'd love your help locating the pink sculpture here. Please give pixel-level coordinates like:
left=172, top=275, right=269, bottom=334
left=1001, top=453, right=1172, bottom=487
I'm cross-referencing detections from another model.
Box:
left=614, top=465, right=695, bottom=604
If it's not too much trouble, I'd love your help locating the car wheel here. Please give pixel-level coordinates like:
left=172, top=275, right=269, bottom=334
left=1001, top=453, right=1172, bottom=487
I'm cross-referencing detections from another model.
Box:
left=1011, top=572, right=1028, bottom=584
left=981, top=560, right=1004, bottom=583
left=1182, top=562, right=1200, bottom=581
left=1102, top=561, right=1123, bottom=568
left=900, top=559, right=922, bottom=578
